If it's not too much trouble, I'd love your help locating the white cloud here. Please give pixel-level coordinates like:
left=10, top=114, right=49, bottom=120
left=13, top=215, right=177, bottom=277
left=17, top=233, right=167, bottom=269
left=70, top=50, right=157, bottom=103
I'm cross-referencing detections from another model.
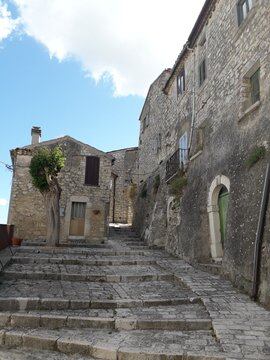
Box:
left=0, top=1, right=17, bottom=41
left=13, top=0, right=205, bottom=96
left=0, top=198, right=8, bottom=206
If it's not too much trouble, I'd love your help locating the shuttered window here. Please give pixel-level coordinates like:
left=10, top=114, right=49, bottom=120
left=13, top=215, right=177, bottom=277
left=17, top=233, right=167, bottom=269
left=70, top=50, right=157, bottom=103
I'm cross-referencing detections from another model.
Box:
left=85, top=156, right=100, bottom=186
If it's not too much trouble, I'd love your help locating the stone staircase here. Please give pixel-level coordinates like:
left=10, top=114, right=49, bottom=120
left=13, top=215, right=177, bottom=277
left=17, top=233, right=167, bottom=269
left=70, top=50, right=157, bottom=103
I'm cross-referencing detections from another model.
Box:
left=0, top=226, right=228, bottom=359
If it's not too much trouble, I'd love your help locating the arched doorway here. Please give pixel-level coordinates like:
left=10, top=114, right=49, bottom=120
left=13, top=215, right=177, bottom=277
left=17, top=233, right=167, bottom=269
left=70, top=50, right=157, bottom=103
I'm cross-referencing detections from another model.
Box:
left=207, top=175, right=230, bottom=260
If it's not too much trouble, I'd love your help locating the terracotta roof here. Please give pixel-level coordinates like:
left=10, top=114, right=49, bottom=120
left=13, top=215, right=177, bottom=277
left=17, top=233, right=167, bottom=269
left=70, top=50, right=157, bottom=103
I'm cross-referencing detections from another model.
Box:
left=12, top=135, right=114, bottom=160
left=107, top=146, right=138, bottom=154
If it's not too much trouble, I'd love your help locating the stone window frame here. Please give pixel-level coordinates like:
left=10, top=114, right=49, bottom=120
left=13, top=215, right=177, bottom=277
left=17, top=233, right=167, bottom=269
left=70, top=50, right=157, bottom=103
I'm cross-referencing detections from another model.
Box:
left=239, top=60, right=261, bottom=121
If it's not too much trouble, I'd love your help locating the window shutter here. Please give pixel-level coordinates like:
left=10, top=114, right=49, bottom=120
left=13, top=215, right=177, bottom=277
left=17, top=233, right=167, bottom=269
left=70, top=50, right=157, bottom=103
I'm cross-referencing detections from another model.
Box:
left=85, top=156, right=100, bottom=186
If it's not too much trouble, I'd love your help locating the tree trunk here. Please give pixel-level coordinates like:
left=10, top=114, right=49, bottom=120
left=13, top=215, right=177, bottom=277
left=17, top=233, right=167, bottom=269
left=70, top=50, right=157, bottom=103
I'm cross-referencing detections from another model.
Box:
left=43, top=179, right=61, bottom=247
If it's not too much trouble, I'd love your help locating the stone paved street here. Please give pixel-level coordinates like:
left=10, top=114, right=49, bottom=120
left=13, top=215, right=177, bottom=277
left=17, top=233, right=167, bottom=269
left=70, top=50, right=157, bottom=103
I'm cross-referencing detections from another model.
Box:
left=0, top=226, right=269, bottom=359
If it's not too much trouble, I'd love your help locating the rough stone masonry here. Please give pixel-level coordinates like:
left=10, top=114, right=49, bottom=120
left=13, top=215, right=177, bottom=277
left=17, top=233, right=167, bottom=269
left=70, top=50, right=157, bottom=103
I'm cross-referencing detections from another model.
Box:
left=134, top=0, right=270, bottom=308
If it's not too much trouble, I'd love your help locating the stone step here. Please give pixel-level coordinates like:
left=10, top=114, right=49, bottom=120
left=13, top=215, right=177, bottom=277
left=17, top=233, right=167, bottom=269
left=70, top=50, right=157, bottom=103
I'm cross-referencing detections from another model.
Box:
left=0, top=327, right=225, bottom=359
left=0, top=297, right=201, bottom=311
left=12, top=256, right=157, bottom=266
left=0, top=278, right=195, bottom=303
left=0, top=312, right=212, bottom=331
left=0, top=302, right=211, bottom=332
left=0, top=346, right=94, bottom=360
left=197, top=263, right=222, bottom=276
left=17, top=247, right=155, bottom=257
left=2, top=270, right=173, bottom=283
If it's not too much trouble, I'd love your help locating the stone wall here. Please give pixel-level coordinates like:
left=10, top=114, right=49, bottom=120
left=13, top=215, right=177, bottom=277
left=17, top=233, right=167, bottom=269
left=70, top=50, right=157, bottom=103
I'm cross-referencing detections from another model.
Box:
left=134, top=0, right=270, bottom=307
left=8, top=136, right=112, bottom=244
left=108, top=147, right=138, bottom=224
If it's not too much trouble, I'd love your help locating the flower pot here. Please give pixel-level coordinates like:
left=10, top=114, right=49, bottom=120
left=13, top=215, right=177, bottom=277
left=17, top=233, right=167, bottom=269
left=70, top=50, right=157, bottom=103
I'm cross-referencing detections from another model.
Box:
left=12, top=237, right=23, bottom=247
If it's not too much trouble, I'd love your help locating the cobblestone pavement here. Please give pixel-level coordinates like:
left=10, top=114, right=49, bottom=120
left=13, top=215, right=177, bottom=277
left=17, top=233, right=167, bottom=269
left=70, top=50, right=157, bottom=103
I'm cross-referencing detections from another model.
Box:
left=0, top=226, right=269, bottom=359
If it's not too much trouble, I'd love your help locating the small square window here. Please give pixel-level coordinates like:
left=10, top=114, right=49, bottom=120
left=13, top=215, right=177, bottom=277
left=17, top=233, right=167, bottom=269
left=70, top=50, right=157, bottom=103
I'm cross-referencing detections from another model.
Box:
left=250, top=68, right=260, bottom=105
left=199, top=59, right=207, bottom=86
left=237, top=0, right=253, bottom=25
left=177, top=69, right=185, bottom=95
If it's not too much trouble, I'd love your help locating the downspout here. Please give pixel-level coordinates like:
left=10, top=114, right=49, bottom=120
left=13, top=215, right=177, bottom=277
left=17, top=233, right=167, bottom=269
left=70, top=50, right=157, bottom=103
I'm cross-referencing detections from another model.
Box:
left=112, top=176, right=117, bottom=223
left=251, top=163, right=270, bottom=300
left=187, top=45, right=196, bottom=153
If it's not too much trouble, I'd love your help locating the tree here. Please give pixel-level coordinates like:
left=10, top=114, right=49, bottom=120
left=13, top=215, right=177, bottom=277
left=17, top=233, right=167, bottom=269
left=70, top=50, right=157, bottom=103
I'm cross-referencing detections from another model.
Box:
left=29, top=146, right=65, bottom=246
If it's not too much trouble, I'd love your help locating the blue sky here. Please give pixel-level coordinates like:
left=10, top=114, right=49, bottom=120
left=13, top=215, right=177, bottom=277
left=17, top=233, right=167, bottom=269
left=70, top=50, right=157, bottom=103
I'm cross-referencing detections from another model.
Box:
left=0, top=0, right=205, bottom=223
left=0, top=33, right=143, bottom=223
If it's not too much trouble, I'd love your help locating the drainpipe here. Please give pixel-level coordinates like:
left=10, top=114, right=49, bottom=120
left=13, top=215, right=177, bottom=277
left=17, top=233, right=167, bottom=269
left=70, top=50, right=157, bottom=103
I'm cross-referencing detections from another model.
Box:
left=251, top=163, right=270, bottom=301
left=187, top=45, right=196, bottom=153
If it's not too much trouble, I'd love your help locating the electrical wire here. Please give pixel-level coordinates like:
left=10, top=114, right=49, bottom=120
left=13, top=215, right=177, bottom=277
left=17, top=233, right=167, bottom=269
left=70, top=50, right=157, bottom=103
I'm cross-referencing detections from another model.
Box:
left=0, top=160, right=13, bottom=172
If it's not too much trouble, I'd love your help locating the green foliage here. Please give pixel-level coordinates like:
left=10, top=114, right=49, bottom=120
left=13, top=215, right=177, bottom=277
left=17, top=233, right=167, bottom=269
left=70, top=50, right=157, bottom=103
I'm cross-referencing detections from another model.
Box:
left=140, top=182, right=147, bottom=199
left=29, top=146, right=65, bottom=192
left=169, top=173, right=187, bottom=197
left=246, top=145, right=266, bottom=169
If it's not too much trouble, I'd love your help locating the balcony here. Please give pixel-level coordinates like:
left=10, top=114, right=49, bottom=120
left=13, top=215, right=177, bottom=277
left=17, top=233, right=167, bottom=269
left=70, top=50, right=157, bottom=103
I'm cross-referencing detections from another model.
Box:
left=166, top=148, right=188, bottom=182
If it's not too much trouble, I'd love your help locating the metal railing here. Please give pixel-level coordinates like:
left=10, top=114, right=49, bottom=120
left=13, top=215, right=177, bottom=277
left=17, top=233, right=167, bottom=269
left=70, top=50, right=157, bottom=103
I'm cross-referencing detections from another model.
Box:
left=166, top=148, right=188, bottom=181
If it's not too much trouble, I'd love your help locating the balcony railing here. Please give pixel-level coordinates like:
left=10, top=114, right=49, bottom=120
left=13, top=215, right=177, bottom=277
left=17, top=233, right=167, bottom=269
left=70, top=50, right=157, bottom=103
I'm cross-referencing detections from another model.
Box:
left=166, top=148, right=188, bottom=181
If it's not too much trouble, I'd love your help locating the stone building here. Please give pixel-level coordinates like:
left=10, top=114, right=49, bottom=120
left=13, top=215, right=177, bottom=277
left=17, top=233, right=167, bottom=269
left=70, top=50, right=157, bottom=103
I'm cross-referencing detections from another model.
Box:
left=134, top=0, right=270, bottom=307
left=8, top=128, right=113, bottom=244
left=108, top=147, right=138, bottom=224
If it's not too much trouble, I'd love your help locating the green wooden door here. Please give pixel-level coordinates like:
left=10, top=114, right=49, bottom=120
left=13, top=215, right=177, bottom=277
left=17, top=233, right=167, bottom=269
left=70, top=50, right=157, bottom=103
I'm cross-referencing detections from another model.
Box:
left=218, top=186, right=229, bottom=247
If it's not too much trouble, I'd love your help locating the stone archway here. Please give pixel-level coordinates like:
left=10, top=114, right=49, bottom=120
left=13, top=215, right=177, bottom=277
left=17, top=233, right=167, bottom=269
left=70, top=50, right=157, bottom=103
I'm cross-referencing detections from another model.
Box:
left=207, top=175, right=230, bottom=260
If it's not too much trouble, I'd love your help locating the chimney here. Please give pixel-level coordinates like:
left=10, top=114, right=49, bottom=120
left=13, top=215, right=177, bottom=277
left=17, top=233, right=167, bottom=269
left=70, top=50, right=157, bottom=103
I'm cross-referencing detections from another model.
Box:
left=31, top=126, right=41, bottom=145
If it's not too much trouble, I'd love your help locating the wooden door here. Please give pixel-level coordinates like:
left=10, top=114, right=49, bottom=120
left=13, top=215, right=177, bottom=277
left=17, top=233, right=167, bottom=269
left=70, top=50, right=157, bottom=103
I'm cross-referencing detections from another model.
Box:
left=69, top=202, right=86, bottom=236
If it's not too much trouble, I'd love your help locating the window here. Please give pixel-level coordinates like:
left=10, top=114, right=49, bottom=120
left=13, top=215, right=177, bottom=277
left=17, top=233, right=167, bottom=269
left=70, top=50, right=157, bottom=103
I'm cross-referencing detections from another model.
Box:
left=154, top=133, right=162, bottom=154
left=179, top=133, right=188, bottom=166
left=85, top=156, right=100, bottom=186
left=71, top=202, right=86, bottom=219
left=199, top=59, right=207, bottom=86
left=237, top=0, right=253, bottom=25
left=250, top=68, right=260, bottom=105
left=177, top=69, right=185, bottom=95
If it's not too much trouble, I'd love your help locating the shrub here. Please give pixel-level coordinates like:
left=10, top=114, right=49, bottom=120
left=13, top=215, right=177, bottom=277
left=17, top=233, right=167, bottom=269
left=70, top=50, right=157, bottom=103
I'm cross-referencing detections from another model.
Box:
left=29, top=146, right=65, bottom=192
left=169, top=173, right=187, bottom=197
left=246, top=145, right=266, bottom=169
